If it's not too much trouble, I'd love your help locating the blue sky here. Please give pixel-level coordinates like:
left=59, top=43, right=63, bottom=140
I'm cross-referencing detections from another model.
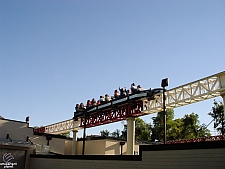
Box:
left=1, top=0, right=225, bottom=137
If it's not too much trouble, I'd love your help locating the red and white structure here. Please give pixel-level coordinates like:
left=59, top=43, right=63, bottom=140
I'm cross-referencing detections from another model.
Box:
left=34, top=71, right=225, bottom=155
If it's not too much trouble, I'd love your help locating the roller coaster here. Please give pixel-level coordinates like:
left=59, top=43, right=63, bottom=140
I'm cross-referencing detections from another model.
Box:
left=73, top=88, right=163, bottom=120
left=34, top=71, right=225, bottom=134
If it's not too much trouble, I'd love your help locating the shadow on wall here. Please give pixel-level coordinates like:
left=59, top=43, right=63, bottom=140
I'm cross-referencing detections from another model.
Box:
left=105, top=141, right=122, bottom=155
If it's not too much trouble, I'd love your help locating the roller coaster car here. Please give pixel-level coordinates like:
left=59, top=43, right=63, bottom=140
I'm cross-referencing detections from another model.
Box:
left=112, top=95, right=128, bottom=105
left=73, top=88, right=165, bottom=119
left=73, top=108, right=85, bottom=120
left=147, top=88, right=164, bottom=100
left=129, top=90, right=149, bottom=100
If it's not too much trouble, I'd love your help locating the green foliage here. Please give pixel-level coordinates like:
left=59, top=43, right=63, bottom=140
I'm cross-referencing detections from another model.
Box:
left=151, top=109, right=175, bottom=141
left=181, top=113, right=210, bottom=138
left=208, top=100, right=225, bottom=135
left=103, top=108, right=211, bottom=142
left=100, top=129, right=110, bottom=137
left=121, top=124, right=127, bottom=139
left=33, top=126, right=39, bottom=129
left=33, top=125, right=43, bottom=129
left=135, top=118, right=151, bottom=141
left=111, top=129, right=121, bottom=138
left=60, top=132, right=71, bottom=138
left=111, top=118, right=151, bottom=141
left=181, top=113, right=199, bottom=138
left=151, top=109, right=210, bottom=141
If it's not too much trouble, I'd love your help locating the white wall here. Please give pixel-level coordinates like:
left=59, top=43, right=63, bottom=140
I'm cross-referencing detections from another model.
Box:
left=0, top=119, right=33, bottom=141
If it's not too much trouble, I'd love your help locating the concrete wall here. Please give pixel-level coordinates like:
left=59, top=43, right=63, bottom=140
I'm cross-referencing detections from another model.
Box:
left=29, top=140, right=225, bottom=169
left=0, top=119, right=33, bottom=141
left=65, top=140, right=72, bottom=155
left=49, top=137, right=66, bottom=154
left=0, top=118, right=73, bottom=155
left=76, top=139, right=140, bottom=155
left=77, top=139, right=106, bottom=155
left=141, top=148, right=225, bottom=169
left=105, top=140, right=141, bottom=155
left=105, top=140, right=121, bottom=155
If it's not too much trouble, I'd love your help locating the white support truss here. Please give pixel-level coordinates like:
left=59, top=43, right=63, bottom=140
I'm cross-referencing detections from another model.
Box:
left=44, top=119, right=81, bottom=134
left=142, top=71, right=225, bottom=114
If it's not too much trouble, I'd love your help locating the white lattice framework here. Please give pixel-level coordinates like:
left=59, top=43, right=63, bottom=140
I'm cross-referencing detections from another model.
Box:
left=142, top=71, right=225, bottom=114
left=44, top=119, right=81, bottom=134
left=44, top=71, right=225, bottom=134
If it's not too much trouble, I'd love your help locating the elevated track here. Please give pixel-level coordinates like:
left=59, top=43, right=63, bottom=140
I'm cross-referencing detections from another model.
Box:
left=34, top=71, right=225, bottom=134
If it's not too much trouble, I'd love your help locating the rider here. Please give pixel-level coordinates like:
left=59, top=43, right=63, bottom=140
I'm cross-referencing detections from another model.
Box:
left=131, top=83, right=137, bottom=93
left=119, top=87, right=127, bottom=96
left=91, top=98, right=97, bottom=106
left=137, top=85, right=144, bottom=92
left=105, top=94, right=111, bottom=102
left=86, top=100, right=92, bottom=108
left=114, top=89, right=120, bottom=99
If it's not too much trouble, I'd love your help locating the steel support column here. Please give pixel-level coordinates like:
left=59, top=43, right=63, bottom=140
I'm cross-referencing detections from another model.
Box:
left=72, top=130, right=78, bottom=155
left=219, top=73, right=225, bottom=134
left=126, top=117, right=135, bottom=155
left=221, top=94, right=225, bottom=113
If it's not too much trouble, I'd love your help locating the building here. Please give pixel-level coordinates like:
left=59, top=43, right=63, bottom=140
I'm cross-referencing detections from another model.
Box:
left=0, top=117, right=144, bottom=169
left=1, top=116, right=225, bottom=169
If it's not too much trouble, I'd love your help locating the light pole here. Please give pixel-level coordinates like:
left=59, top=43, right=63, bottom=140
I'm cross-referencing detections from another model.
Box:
left=82, top=111, right=87, bottom=155
left=74, top=109, right=86, bottom=155
left=161, top=78, right=168, bottom=144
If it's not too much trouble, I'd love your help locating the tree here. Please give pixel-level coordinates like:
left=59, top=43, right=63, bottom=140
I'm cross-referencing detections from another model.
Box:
left=60, top=132, right=71, bottom=138
left=198, top=123, right=211, bottom=137
left=181, top=113, right=199, bottom=138
left=208, top=100, right=225, bottom=135
left=135, top=118, right=151, bottom=141
left=151, top=109, right=210, bottom=142
left=33, top=126, right=39, bottom=129
left=181, top=113, right=210, bottom=138
left=151, top=109, right=175, bottom=141
left=121, top=124, right=127, bottom=139
left=167, top=118, right=183, bottom=140
left=100, top=129, right=110, bottom=137
left=111, top=129, right=121, bottom=138
left=116, top=118, right=151, bottom=141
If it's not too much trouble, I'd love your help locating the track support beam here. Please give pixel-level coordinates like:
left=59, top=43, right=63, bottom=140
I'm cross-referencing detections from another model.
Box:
left=72, top=129, right=78, bottom=155
left=126, top=117, right=135, bottom=155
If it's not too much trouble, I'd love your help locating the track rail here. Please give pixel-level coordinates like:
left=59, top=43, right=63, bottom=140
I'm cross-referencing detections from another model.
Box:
left=45, top=119, right=81, bottom=134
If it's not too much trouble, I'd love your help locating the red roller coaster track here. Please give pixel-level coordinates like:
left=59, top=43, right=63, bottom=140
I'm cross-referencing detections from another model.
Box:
left=80, top=100, right=144, bottom=128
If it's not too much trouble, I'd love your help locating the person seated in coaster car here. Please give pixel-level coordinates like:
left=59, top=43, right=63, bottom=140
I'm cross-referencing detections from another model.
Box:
left=114, top=89, right=120, bottom=99
left=147, top=88, right=164, bottom=100
left=126, top=89, right=131, bottom=96
left=74, top=103, right=85, bottom=119
left=137, top=85, right=144, bottom=92
left=97, top=100, right=101, bottom=105
left=131, top=83, right=137, bottom=93
left=79, top=102, right=85, bottom=109
left=75, top=104, right=80, bottom=112
left=91, top=98, right=97, bottom=106
left=119, top=87, right=127, bottom=97
left=105, top=94, right=111, bottom=102
left=86, top=100, right=92, bottom=108
left=99, top=95, right=105, bottom=104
